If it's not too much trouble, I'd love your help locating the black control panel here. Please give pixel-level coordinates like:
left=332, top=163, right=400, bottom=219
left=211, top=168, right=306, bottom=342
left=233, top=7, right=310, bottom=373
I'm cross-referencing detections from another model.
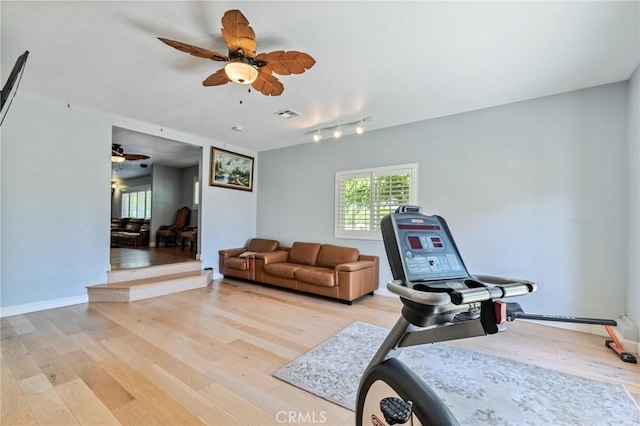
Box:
left=381, top=207, right=469, bottom=288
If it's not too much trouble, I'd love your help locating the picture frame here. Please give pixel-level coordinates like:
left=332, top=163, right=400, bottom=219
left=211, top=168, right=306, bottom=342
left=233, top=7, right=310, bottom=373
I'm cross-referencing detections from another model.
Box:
left=210, top=147, right=254, bottom=191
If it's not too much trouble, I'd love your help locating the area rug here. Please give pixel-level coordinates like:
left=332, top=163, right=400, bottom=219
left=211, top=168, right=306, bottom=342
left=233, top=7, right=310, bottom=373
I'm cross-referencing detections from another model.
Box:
left=274, top=321, right=640, bottom=425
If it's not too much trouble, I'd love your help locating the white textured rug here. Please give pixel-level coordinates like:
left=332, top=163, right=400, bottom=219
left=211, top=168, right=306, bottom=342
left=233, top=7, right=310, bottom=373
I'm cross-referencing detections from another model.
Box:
left=274, top=321, right=640, bottom=426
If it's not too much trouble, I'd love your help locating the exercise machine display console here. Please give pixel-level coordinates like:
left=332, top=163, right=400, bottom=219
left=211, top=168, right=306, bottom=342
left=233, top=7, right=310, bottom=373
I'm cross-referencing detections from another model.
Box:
left=381, top=206, right=468, bottom=287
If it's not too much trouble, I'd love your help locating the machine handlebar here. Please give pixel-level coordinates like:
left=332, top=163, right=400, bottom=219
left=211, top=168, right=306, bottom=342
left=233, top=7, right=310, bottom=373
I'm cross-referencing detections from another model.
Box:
left=450, top=280, right=536, bottom=305
left=387, top=278, right=536, bottom=306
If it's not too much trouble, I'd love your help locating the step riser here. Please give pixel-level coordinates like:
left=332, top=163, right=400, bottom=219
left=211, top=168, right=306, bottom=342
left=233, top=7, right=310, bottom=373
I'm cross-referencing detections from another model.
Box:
left=88, top=271, right=212, bottom=303
left=108, top=261, right=202, bottom=283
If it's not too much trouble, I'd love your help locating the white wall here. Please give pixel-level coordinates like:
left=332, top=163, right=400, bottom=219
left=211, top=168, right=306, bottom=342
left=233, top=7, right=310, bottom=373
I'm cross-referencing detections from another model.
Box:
left=151, top=165, right=183, bottom=245
left=0, top=92, right=257, bottom=314
left=257, top=83, right=630, bottom=320
left=1, top=95, right=111, bottom=308
left=627, top=65, right=640, bottom=329
left=182, top=165, right=199, bottom=227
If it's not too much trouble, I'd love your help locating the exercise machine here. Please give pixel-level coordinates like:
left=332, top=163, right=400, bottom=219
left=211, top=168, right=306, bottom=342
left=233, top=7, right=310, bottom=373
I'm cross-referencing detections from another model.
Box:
left=356, top=206, right=537, bottom=425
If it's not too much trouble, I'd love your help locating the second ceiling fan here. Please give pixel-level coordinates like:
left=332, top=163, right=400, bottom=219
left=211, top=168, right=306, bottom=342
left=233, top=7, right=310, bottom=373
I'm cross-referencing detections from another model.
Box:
left=158, top=9, right=316, bottom=96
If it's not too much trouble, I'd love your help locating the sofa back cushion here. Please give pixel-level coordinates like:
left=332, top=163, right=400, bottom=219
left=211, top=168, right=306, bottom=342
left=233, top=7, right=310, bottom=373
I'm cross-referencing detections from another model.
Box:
left=247, top=238, right=279, bottom=253
left=125, top=220, right=143, bottom=233
left=288, top=242, right=322, bottom=266
left=316, top=244, right=360, bottom=269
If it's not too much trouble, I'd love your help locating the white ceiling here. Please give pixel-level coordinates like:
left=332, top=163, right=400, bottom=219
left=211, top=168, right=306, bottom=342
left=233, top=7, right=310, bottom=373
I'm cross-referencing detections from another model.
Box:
left=2, top=1, right=639, bottom=155
left=111, top=127, right=202, bottom=179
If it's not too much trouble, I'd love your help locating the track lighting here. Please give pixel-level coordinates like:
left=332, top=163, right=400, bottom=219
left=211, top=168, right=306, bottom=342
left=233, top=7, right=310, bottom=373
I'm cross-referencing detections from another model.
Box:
left=310, top=116, right=372, bottom=142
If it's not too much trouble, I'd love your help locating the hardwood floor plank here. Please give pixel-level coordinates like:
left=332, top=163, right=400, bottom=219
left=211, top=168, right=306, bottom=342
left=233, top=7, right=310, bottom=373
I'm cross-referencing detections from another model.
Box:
left=199, top=382, right=280, bottom=426
left=30, top=346, right=79, bottom=387
left=89, top=303, right=216, bottom=373
left=18, top=373, right=79, bottom=425
left=228, top=339, right=291, bottom=369
left=115, top=332, right=214, bottom=391
left=6, top=315, right=36, bottom=335
left=111, top=400, right=163, bottom=426
left=0, top=354, right=38, bottom=426
left=198, top=404, right=246, bottom=426
left=23, top=311, right=80, bottom=355
left=62, top=351, right=135, bottom=411
left=99, top=356, right=204, bottom=425
left=56, top=378, right=121, bottom=425
left=140, top=363, right=216, bottom=416
left=18, top=330, right=50, bottom=353
left=1, top=334, right=43, bottom=381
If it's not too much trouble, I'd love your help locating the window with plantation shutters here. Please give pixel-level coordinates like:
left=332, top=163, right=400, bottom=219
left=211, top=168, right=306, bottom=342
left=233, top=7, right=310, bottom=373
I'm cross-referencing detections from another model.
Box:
left=335, top=163, right=417, bottom=239
left=121, top=186, right=152, bottom=219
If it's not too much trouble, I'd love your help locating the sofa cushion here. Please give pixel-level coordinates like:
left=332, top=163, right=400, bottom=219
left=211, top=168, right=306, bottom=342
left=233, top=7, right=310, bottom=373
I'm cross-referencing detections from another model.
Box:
left=125, top=221, right=143, bottom=233
left=247, top=238, right=279, bottom=252
left=263, top=263, right=305, bottom=279
left=316, top=244, right=360, bottom=269
left=288, top=242, right=322, bottom=266
left=224, top=257, right=249, bottom=271
left=295, top=267, right=335, bottom=287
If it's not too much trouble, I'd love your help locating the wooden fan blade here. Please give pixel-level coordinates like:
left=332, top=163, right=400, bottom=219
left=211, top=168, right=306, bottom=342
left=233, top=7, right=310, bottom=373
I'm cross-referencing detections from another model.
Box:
left=220, top=10, right=257, bottom=58
left=124, top=154, right=150, bottom=161
left=158, top=37, right=228, bottom=61
left=202, top=69, right=230, bottom=86
left=257, top=51, right=316, bottom=76
left=252, top=72, right=284, bottom=96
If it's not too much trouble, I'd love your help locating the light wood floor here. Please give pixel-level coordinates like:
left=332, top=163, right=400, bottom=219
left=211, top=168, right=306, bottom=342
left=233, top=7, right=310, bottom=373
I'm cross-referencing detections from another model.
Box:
left=2, top=279, right=638, bottom=425
left=110, top=247, right=196, bottom=270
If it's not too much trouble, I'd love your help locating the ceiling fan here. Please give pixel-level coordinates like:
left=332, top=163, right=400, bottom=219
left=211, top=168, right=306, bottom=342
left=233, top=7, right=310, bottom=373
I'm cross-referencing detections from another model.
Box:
left=111, top=144, right=150, bottom=163
left=157, top=9, right=315, bottom=96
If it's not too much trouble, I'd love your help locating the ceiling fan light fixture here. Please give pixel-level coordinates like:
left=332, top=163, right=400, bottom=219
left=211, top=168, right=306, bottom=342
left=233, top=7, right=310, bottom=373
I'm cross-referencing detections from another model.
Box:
left=111, top=154, right=126, bottom=163
left=224, top=60, right=258, bottom=85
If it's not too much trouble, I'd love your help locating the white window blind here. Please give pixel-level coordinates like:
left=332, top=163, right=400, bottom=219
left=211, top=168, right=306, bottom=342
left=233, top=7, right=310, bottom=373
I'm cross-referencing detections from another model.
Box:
left=335, top=163, right=417, bottom=239
left=121, top=187, right=152, bottom=219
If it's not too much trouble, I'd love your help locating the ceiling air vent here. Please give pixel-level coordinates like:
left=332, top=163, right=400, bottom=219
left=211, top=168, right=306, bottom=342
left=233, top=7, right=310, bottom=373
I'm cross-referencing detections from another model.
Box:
left=275, top=109, right=301, bottom=119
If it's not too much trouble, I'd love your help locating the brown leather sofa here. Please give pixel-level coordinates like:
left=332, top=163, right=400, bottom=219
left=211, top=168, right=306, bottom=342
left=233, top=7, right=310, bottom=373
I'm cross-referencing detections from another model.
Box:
left=219, top=238, right=280, bottom=281
left=254, top=242, right=379, bottom=304
left=110, top=218, right=150, bottom=247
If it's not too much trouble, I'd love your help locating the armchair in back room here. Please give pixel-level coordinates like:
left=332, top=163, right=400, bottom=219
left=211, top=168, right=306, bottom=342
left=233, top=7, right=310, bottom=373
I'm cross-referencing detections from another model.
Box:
left=156, top=206, right=190, bottom=247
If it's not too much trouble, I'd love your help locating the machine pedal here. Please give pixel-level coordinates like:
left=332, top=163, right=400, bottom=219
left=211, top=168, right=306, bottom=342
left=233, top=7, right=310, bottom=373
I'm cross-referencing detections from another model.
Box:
left=380, top=397, right=413, bottom=425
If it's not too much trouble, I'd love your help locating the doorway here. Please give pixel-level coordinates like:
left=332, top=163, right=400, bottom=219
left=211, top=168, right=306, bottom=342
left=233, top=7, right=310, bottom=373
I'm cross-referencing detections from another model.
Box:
left=110, top=126, right=203, bottom=270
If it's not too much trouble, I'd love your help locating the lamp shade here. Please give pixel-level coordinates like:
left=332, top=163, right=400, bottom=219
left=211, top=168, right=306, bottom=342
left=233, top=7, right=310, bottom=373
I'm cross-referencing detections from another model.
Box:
left=111, top=155, right=125, bottom=163
left=224, top=60, right=258, bottom=85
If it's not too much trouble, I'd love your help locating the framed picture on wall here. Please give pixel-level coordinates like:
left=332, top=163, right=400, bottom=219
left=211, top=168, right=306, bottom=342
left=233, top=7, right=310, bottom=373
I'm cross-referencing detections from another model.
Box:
left=210, top=147, right=254, bottom=191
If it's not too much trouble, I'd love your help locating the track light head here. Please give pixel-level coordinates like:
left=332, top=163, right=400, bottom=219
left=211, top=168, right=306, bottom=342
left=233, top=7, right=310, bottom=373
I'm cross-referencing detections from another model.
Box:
left=313, top=130, right=322, bottom=142
left=333, top=126, right=343, bottom=138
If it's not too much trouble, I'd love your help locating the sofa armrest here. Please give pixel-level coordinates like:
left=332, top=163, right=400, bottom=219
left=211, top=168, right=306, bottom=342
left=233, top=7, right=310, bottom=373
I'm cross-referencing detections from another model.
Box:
left=255, top=250, right=289, bottom=265
left=335, top=260, right=375, bottom=272
left=219, top=248, right=247, bottom=259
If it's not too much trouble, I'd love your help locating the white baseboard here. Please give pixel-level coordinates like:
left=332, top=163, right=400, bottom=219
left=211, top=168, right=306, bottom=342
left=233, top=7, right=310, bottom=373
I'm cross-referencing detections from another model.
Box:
left=0, top=295, right=88, bottom=318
